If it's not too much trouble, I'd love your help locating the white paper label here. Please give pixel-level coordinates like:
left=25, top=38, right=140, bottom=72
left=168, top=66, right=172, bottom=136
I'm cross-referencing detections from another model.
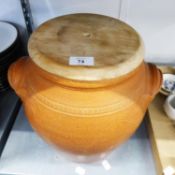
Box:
left=163, top=166, right=175, bottom=175
left=75, top=166, right=86, bottom=175
left=102, top=160, right=111, bottom=170
left=69, top=56, right=94, bottom=66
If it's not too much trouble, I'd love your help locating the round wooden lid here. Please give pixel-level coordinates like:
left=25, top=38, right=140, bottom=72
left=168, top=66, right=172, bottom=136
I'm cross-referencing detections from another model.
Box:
left=28, top=13, right=144, bottom=81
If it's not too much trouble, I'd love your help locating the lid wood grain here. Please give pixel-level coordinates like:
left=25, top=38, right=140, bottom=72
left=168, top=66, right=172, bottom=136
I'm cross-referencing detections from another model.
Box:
left=28, top=13, right=144, bottom=81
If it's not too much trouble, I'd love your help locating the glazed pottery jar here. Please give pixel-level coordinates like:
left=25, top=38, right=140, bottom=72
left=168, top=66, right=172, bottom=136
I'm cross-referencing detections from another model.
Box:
left=8, top=14, right=162, bottom=161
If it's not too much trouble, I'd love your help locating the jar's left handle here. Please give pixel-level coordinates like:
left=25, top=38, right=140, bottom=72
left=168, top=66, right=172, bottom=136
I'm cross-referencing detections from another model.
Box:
left=8, top=57, right=28, bottom=100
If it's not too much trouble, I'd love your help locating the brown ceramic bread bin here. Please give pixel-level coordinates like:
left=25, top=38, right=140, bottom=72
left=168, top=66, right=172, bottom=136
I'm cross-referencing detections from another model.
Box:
left=8, top=13, right=162, bottom=162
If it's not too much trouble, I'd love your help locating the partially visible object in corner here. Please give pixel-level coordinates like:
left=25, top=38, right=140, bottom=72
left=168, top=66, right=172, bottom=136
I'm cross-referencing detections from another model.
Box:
left=163, top=166, right=175, bottom=175
left=0, top=21, right=22, bottom=92
left=164, top=94, right=175, bottom=121
left=160, top=73, right=175, bottom=96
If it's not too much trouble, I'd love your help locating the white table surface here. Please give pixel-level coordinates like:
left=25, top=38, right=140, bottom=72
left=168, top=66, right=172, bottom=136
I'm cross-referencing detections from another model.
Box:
left=0, top=107, right=157, bottom=175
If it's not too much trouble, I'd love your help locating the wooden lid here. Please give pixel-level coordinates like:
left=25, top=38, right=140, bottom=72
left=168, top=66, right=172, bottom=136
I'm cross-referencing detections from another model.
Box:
left=28, top=13, right=144, bottom=81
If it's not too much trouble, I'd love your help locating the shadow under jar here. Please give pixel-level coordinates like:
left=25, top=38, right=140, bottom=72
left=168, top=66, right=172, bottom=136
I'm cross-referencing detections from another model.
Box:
left=8, top=13, right=162, bottom=162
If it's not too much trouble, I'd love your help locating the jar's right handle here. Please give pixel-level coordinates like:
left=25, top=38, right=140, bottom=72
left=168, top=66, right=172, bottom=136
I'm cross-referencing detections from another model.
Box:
left=144, top=63, right=163, bottom=103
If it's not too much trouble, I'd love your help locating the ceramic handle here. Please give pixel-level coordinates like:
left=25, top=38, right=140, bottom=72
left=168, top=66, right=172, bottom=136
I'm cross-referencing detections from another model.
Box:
left=150, top=64, right=162, bottom=97
left=8, top=57, right=28, bottom=100
left=145, top=63, right=163, bottom=101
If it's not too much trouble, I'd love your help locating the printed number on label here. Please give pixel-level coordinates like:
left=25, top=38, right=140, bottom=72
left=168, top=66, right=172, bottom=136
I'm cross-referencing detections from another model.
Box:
left=69, top=57, right=94, bottom=66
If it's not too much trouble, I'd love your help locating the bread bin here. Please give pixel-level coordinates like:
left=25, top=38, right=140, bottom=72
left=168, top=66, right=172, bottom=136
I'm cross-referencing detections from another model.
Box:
left=8, top=13, right=162, bottom=162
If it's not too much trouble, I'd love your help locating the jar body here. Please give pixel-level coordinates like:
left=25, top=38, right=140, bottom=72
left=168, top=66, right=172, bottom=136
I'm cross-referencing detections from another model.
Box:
left=8, top=57, right=162, bottom=160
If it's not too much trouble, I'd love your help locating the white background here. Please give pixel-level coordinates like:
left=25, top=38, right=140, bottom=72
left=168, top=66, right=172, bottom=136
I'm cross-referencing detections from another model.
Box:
left=0, top=0, right=175, bottom=64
